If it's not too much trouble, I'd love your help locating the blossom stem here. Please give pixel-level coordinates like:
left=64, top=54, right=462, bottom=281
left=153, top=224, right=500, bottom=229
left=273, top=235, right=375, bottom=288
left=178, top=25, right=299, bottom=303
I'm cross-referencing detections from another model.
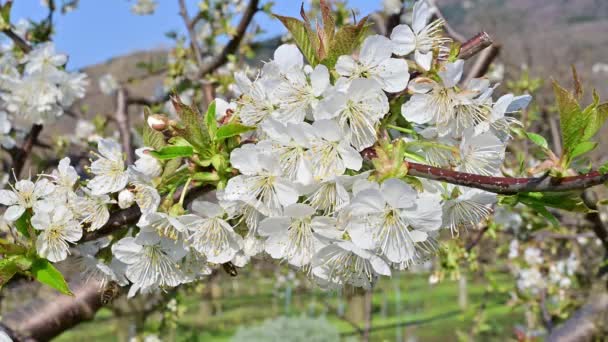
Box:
left=386, top=124, right=417, bottom=136
left=178, top=177, right=193, bottom=207
left=404, top=140, right=459, bottom=154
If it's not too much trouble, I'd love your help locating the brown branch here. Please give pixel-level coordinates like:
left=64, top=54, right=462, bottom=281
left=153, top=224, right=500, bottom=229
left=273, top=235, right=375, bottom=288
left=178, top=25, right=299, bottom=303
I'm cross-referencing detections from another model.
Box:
left=465, top=226, right=489, bottom=252
left=547, top=292, right=608, bottom=342
left=1, top=28, right=32, bottom=53
left=8, top=124, right=43, bottom=178
left=540, top=289, right=554, bottom=332
left=0, top=279, right=105, bottom=341
left=406, top=161, right=608, bottom=194
left=114, top=88, right=133, bottom=164
left=458, top=32, right=493, bottom=60
left=197, top=0, right=259, bottom=77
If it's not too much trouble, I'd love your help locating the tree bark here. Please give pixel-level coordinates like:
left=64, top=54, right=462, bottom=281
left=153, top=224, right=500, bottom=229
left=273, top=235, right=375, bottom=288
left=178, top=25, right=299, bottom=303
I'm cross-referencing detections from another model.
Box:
left=0, top=279, right=104, bottom=341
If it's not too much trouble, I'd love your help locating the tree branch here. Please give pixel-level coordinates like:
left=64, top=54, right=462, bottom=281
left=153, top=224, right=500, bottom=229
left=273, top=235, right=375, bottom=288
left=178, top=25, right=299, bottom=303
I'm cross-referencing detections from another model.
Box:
left=197, top=0, right=259, bottom=77
left=463, top=44, right=501, bottom=84
left=458, top=32, right=493, bottom=60
left=1, top=28, right=32, bottom=53
left=178, top=0, right=205, bottom=69
left=406, top=161, right=608, bottom=194
left=114, top=88, right=133, bottom=164
left=547, top=292, right=608, bottom=342
left=8, top=124, right=43, bottom=178
left=465, top=226, right=489, bottom=252
left=0, top=279, right=105, bottom=341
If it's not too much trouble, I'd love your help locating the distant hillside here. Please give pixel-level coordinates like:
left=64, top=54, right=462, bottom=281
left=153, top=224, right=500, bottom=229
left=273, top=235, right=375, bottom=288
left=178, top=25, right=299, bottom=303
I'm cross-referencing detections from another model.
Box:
left=438, top=0, right=608, bottom=97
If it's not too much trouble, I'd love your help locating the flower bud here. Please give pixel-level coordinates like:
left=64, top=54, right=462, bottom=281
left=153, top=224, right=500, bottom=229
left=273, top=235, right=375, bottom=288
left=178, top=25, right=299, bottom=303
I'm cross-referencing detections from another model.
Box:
left=118, top=189, right=135, bottom=209
left=147, top=114, right=168, bottom=131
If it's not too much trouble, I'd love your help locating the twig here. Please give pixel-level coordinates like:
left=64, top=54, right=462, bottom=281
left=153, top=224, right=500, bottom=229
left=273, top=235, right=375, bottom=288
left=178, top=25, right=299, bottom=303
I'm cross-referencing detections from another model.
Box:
left=362, top=288, right=373, bottom=342
left=458, top=32, right=493, bottom=60
left=114, top=88, right=133, bottom=164
left=462, top=44, right=501, bottom=84
left=430, top=1, right=466, bottom=43
left=197, top=0, right=259, bottom=77
left=0, top=28, right=32, bottom=53
left=178, top=0, right=205, bottom=68
left=465, top=226, right=489, bottom=252
left=8, top=124, right=43, bottom=178
left=324, top=300, right=364, bottom=335
left=406, top=161, right=608, bottom=194
left=540, top=289, right=554, bottom=332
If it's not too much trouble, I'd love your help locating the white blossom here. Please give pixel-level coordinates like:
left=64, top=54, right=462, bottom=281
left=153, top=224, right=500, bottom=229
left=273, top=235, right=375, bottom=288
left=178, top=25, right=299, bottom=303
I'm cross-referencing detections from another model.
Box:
left=390, top=0, right=451, bottom=70
left=88, top=138, right=129, bottom=195
left=112, top=234, right=186, bottom=297
left=0, top=178, right=55, bottom=221
left=180, top=200, right=243, bottom=264
left=317, top=78, right=389, bottom=151
left=312, top=240, right=391, bottom=289
left=259, top=203, right=340, bottom=267
left=307, top=120, right=362, bottom=181
left=98, top=73, right=119, bottom=96
left=131, top=0, right=157, bottom=15
left=348, top=179, right=442, bottom=265
left=224, top=145, right=299, bottom=217
left=442, top=186, right=496, bottom=234
left=50, top=157, right=79, bottom=202
left=33, top=205, right=82, bottom=262
left=336, top=35, right=409, bottom=93
left=0, top=111, right=14, bottom=149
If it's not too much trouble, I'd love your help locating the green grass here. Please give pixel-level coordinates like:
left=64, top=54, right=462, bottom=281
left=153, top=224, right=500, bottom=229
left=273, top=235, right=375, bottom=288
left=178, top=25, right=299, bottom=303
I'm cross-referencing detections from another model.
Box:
left=56, top=271, right=522, bottom=341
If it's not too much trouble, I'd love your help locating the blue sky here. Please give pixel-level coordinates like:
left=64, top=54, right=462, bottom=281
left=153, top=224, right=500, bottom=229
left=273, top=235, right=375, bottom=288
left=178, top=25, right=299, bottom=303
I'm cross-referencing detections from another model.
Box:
left=9, top=1, right=382, bottom=70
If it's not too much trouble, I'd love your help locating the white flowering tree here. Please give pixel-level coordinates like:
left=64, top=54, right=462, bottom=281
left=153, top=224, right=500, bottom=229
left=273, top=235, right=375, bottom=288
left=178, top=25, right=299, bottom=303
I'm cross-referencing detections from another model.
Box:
left=0, top=0, right=608, bottom=340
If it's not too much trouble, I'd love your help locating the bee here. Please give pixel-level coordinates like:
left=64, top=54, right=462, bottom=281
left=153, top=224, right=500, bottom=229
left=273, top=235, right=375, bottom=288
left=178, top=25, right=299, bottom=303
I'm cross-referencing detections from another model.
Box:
left=222, top=262, right=238, bottom=277
left=100, top=281, right=121, bottom=305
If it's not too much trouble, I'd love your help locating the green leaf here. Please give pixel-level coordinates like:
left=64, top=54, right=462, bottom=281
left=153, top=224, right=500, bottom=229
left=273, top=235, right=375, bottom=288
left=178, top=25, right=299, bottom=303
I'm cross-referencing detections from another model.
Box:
left=518, top=192, right=592, bottom=213
left=215, top=123, right=255, bottom=141
left=581, top=101, right=608, bottom=142
left=0, top=239, right=27, bottom=255
left=149, top=145, right=193, bottom=160
left=30, top=258, right=72, bottom=296
left=600, top=162, right=608, bottom=175
left=0, top=2, right=12, bottom=30
left=161, top=158, right=184, bottom=179
left=321, top=16, right=370, bottom=69
left=525, top=132, right=548, bottom=150
left=142, top=107, right=166, bottom=150
left=553, top=80, right=583, bottom=154
left=192, top=172, right=220, bottom=182
left=0, top=257, right=20, bottom=288
left=273, top=14, right=319, bottom=66
left=171, top=96, right=210, bottom=153
left=526, top=203, right=560, bottom=227
left=14, top=210, right=31, bottom=238
left=205, top=101, right=218, bottom=137
left=570, top=141, right=598, bottom=159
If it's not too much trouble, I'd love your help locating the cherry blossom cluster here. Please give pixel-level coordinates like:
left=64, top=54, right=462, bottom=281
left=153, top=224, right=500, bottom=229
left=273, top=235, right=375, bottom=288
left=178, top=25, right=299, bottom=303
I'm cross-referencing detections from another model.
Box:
left=0, top=42, right=88, bottom=129
left=0, top=0, right=535, bottom=296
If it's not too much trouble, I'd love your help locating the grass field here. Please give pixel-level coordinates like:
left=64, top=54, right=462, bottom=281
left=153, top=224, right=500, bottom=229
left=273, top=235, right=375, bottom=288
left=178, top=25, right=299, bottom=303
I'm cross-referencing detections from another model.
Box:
left=56, top=271, right=523, bottom=341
